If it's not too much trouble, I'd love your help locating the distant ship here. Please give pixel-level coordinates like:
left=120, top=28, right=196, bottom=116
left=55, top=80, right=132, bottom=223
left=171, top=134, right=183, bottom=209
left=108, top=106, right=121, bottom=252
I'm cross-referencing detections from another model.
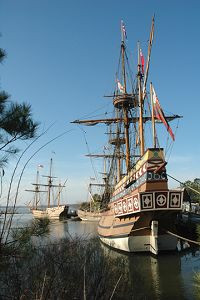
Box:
left=77, top=182, right=104, bottom=221
left=26, top=158, right=68, bottom=219
left=72, top=17, right=184, bottom=255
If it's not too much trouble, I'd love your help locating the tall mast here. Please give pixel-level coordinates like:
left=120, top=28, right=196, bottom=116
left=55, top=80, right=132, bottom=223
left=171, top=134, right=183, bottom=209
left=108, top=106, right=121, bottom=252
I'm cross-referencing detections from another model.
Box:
left=142, top=16, right=155, bottom=101
left=27, top=160, right=65, bottom=208
left=137, top=42, right=145, bottom=156
left=115, top=110, right=122, bottom=181
left=72, top=17, right=182, bottom=180
left=89, top=183, right=92, bottom=212
left=58, top=182, right=61, bottom=207
left=47, top=158, right=53, bottom=208
left=150, top=82, right=156, bottom=147
left=35, top=170, right=39, bottom=209
left=121, top=21, right=130, bottom=172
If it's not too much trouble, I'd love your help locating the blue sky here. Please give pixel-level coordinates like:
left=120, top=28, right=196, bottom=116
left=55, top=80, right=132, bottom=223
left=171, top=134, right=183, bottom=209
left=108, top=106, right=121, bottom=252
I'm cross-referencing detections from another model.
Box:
left=0, top=0, right=200, bottom=205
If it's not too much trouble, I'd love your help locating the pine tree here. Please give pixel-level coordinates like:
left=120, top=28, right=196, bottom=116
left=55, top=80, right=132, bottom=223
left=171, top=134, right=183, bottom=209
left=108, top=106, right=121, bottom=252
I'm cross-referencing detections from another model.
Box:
left=0, top=47, right=38, bottom=166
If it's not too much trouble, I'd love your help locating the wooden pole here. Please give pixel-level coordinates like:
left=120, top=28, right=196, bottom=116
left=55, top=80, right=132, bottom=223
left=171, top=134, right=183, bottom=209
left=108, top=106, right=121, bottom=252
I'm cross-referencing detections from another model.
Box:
left=143, top=16, right=154, bottom=101
left=150, top=82, right=156, bottom=147
left=35, top=170, right=39, bottom=209
left=89, top=183, right=92, bottom=212
left=47, top=158, right=52, bottom=208
left=121, top=36, right=130, bottom=172
left=115, top=110, right=122, bottom=181
left=138, top=41, right=145, bottom=156
left=58, top=182, right=61, bottom=207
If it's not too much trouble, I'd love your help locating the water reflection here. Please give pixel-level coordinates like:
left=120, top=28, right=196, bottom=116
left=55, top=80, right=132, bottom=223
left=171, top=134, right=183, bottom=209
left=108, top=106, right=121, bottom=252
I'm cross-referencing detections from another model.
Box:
left=100, top=243, right=187, bottom=299
left=3, top=211, right=200, bottom=299
left=47, top=219, right=98, bottom=241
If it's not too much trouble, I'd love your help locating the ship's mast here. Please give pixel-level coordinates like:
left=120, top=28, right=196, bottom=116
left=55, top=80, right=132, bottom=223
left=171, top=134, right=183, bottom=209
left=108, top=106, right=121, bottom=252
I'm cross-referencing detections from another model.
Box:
left=137, top=42, right=145, bottom=156
left=121, top=22, right=130, bottom=172
left=47, top=158, right=53, bottom=208
left=71, top=17, right=182, bottom=182
left=150, top=82, right=156, bottom=147
left=25, top=167, right=47, bottom=208
left=27, top=159, right=66, bottom=208
left=142, top=16, right=155, bottom=101
left=114, top=110, right=122, bottom=182
left=35, top=170, right=39, bottom=209
left=58, top=182, right=61, bottom=207
left=42, top=158, right=59, bottom=208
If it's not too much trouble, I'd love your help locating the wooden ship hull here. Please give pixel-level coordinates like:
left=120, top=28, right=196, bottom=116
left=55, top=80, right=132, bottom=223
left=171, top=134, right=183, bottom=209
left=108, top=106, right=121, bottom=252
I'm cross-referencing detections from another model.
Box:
left=98, top=149, right=183, bottom=255
left=77, top=209, right=101, bottom=221
left=31, top=205, right=67, bottom=220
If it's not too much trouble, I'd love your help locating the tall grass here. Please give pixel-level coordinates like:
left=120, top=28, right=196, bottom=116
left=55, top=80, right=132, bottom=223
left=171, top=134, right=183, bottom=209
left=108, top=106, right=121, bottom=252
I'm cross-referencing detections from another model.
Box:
left=0, top=219, right=141, bottom=300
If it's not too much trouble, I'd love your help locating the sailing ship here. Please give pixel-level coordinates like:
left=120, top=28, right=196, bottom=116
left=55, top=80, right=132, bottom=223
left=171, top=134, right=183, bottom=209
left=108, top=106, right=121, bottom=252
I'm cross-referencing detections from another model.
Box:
left=26, top=158, right=68, bottom=219
left=77, top=182, right=104, bottom=221
left=72, top=18, right=184, bottom=255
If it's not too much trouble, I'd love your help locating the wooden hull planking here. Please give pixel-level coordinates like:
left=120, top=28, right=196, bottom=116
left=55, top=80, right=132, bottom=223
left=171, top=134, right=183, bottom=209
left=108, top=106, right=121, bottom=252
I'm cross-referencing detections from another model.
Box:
left=98, top=149, right=183, bottom=254
left=77, top=209, right=101, bottom=221
left=32, top=205, right=66, bottom=220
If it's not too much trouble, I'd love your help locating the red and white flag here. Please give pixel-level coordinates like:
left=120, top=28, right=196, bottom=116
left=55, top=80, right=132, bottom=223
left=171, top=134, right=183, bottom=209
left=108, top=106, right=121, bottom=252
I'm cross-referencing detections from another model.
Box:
left=117, top=79, right=125, bottom=93
left=140, top=48, right=145, bottom=74
left=152, top=85, right=175, bottom=141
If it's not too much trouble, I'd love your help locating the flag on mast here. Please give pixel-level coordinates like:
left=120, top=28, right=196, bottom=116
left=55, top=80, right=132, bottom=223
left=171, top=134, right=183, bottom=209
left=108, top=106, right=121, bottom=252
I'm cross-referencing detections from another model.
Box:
left=121, top=20, right=127, bottom=40
left=117, top=79, right=125, bottom=93
left=152, top=85, right=175, bottom=141
left=140, top=48, right=145, bottom=74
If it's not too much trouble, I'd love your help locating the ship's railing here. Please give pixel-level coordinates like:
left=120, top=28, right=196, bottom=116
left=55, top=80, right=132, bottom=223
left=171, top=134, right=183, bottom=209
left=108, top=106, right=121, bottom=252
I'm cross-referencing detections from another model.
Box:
left=113, top=190, right=183, bottom=217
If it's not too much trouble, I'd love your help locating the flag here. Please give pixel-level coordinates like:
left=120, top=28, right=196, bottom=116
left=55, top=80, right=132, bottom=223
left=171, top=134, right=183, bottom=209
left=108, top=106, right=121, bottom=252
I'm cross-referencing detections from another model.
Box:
left=121, top=20, right=127, bottom=40
left=117, top=79, right=125, bottom=93
left=152, top=85, right=175, bottom=141
left=140, top=48, right=145, bottom=74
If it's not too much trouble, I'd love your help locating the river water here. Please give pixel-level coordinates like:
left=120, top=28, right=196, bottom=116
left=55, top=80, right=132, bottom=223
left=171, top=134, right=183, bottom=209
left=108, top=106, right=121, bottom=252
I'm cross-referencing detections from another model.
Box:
left=1, top=206, right=200, bottom=299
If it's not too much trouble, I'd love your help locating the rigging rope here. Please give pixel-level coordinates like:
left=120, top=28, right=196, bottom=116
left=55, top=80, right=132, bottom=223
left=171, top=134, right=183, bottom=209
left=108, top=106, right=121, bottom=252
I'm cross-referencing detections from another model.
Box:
left=165, top=119, right=180, bottom=163
left=130, top=225, right=200, bottom=246
left=77, top=103, right=112, bottom=120
left=167, top=173, right=200, bottom=195
left=163, top=229, right=200, bottom=246
left=77, top=125, right=99, bottom=182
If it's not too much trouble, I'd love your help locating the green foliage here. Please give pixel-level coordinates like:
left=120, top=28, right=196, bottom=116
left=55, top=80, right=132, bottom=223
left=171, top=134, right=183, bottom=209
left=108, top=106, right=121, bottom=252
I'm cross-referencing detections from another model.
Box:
left=0, top=235, right=142, bottom=299
left=92, top=193, right=101, bottom=202
left=79, top=201, right=90, bottom=210
left=193, top=272, right=200, bottom=299
left=0, top=47, right=39, bottom=166
left=12, top=218, right=50, bottom=241
left=0, top=102, right=38, bottom=139
left=79, top=194, right=102, bottom=211
left=182, top=178, right=200, bottom=203
left=0, top=48, right=6, bottom=63
left=0, top=218, right=50, bottom=270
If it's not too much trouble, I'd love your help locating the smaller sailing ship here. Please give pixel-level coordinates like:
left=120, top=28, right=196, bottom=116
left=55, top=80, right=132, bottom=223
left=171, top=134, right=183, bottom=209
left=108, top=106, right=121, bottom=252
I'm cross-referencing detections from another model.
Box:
left=77, top=182, right=103, bottom=221
left=26, top=158, right=68, bottom=219
left=77, top=154, right=111, bottom=221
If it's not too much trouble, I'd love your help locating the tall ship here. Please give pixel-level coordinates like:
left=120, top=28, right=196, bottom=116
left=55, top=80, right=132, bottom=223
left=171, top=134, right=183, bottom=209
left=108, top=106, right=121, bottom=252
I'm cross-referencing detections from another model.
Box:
left=72, top=18, right=184, bottom=255
left=26, top=158, right=68, bottom=219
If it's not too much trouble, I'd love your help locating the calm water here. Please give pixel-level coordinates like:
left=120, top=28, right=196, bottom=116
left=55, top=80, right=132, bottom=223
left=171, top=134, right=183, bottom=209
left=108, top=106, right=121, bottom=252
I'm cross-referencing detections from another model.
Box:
left=1, top=206, right=200, bottom=299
